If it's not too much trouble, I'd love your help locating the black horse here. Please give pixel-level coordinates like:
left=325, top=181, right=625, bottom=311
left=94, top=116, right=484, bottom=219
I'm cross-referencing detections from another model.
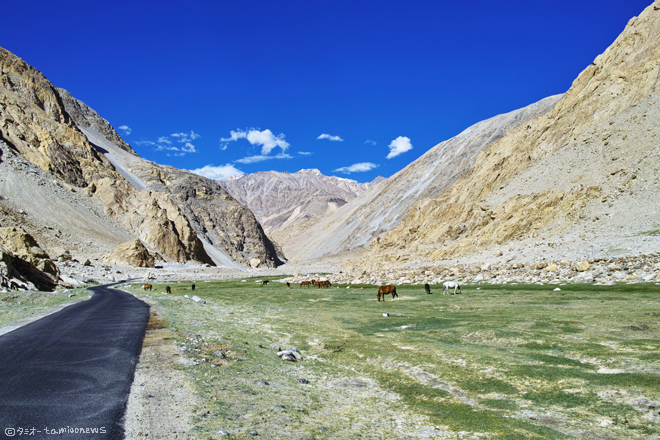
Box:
left=424, top=283, right=432, bottom=294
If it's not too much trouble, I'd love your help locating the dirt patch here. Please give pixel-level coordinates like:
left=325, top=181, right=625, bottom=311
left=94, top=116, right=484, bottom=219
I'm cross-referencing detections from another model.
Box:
left=124, top=306, right=196, bottom=439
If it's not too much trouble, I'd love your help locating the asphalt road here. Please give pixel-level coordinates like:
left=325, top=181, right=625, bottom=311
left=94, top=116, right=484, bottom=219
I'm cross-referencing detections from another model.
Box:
left=0, top=283, right=149, bottom=439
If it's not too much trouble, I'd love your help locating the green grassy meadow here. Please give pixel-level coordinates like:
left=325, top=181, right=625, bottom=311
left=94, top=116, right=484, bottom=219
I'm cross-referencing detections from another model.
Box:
left=129, top=279, right=660, bottom=439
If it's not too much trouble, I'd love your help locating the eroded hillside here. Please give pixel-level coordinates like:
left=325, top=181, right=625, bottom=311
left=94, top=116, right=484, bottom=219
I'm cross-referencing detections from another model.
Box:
left=349, top=0, right=660, bottom=270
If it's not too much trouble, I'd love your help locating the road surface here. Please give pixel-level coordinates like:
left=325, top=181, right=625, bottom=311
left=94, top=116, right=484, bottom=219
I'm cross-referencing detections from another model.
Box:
left=0, top=283, right=149, bottom=439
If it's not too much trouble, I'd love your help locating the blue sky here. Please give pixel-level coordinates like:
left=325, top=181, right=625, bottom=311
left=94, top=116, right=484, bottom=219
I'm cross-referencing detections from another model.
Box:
left=1, top=0, right=652, bottom=182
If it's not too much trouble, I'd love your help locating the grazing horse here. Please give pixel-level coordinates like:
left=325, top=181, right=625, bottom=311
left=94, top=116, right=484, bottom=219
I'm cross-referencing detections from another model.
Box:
left=311, top=279, right=318, bottom=288
left=424, top=283, right=432, bottom=294
left=442, top=281, right=461, bottom=295
left=262, top=280, right=269, bottom=286
left=143, top=284, right=153, bottom=291
left=166, top=285, right=171, bottom=294
left=191, top=283, right=196, bottom=291
left=318, top=280, right=331, bottom=288
left=300, top=281, right=311, bottom=288
left=286, top=282, right=291, bottom=288
left=377, top=285, right=398, bottom=302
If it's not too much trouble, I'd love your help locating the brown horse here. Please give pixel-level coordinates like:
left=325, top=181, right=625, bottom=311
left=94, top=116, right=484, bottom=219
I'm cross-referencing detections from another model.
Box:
left=143, top=284, right=153, bottom=291
left=377, top=285, right=398, bottom=301
left=286, top=282, right=291, bottom=288
left=166, top=285, right=171, bottom=294
left=318, top=280, right=332, bottom=288
left=300, top=281, right=311, bottom=288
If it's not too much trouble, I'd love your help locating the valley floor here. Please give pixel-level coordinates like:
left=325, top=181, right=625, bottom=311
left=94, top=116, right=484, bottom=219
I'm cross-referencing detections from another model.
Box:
left=119, top=279, right=659, bottom=439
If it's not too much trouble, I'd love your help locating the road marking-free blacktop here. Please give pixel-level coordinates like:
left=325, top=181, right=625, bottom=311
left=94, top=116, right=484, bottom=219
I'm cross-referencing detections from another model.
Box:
left=0, top=283, right=149, bottom=439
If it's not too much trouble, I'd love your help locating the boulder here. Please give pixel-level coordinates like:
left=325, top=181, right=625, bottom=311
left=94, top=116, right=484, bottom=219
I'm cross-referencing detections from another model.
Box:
left=249, top=258, right=261, bottom=268
left=575, top=261, right=591, bottom=272
left=101, top=239, right=156, bottom=268
left=0, top=227, right=59, bottom=277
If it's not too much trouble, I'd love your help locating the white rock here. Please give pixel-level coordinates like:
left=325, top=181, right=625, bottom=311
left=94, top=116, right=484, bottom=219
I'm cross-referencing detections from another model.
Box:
left=383, top=313, right=390, bottom=317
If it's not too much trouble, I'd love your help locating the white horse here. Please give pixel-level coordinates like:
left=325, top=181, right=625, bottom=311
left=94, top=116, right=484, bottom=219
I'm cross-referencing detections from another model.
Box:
left=442, top=281, right=461, bottom=295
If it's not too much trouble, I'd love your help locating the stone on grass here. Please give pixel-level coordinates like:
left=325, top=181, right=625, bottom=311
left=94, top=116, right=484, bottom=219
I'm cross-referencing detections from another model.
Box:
left=270, top=343, right=281, bottom=351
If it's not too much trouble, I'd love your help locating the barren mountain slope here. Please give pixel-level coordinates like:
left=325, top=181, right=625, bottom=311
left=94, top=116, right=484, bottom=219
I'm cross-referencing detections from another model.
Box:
left=0, top=46, right=211, bottom=264
left=276, top=94, right=562, bottom=262
left=349, top=0, right=660, bottom=270
left=220, top=169, right=377, bottom=234
left=0, top=46, right=279, bottom=268
left=60, top=98, right=281, bottom=269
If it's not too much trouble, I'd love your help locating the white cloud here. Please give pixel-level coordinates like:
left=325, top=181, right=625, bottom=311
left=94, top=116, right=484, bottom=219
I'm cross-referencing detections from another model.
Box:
left=220, top=128, right=290, bottom=162
left=386, top=136, right=412, bottom=159
left=192, top=164, right=244, bottom=180
left=298, top=151, right=313, bottom=156
left=236, top=153, right=293, bottom=164
left=118, top=125, right=132, bottom=136
left=247, top=129, right=289, bottom=155
left=135, top=140, right=156, bottom=147
left=171, top=131, right=201, bottom=142
left=334, top=162, right=379, bottom=174
left=317, top=134, right=344, bottom=142
left=135, top=130, right=199, bottom=156
left=364, top=140, right=377, bottom=145
left=221, top=130, right=248, bottom=142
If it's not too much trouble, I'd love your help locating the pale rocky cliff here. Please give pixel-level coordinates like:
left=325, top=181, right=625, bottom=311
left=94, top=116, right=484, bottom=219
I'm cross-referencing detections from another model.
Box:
left=349, top=0, right=660, bottom=271
left=220, top=169, right=378, bottom=234
left=0, top=46, right=280, bottom=269
left=276, top=95, right=561, bottom=262
left=57, top=83, right=281, bottom=268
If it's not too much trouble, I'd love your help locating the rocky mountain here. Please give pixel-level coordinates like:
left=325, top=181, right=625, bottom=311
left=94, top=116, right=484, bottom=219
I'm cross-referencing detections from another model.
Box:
left=220, top=169, right=381, bottom=234
left=275, top=94, right=562, bottom=262
left=0, top=46, right=280, bottom=272
left=349, top=0, right=660, bottom=271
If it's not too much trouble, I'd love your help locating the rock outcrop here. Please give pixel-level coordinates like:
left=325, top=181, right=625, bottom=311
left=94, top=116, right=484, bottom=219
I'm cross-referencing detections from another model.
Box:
left=1, top=46, right=281, bottom=268
left=101, top=239, right=157, bottom=268
left=0, top=46, right=211, bottom=265
left=56, top=86, right=281, bottom=268
left=0, top=228, right=58, bottom=291
left=349, top=1, right=660, bottom=270
left=0, top=226, right=59, bottom=278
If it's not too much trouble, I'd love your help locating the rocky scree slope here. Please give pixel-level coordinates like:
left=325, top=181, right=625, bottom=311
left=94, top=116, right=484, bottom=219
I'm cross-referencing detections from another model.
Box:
left=349, top=0, right=660, bottom=271
left=276, top=95, right=561, bottom=262
left=220, top=169, right=380, bottom=235
left=58, top=95, right=282, bottom=269
left=0, top=46, right=280, bottom=268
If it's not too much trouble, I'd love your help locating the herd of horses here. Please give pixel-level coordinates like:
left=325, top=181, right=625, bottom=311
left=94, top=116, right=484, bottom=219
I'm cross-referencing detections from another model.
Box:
left=299, top=279, right=332, bottom=288
left=142, top=279, right=461, bottom=302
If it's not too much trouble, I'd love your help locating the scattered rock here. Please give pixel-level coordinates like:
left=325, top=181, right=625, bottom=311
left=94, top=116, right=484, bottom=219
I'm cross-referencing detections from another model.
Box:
left=383, top=313, right=390, bottom=317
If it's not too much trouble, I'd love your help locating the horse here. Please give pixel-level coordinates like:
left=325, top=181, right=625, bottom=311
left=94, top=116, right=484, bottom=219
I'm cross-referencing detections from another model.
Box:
left=262, top=280, right=269, bottom=286
left=442, top=281, right=461, bottom=295
left=286, top=282, right=291, bottom=288
left=143, top=284, right=153, bottom=291
left=424, top=283, right=432, bottom=294
left=311, top=279, right=317, bottom=288
left=191, top=283, right=196, bottom=291
left=300, top=281, right=311, bottom=288
left=166, top=285, right=171, bottom=294
left=377, top=285, right=398, bottom=301
left=318, top=280, right=331, bottom=288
